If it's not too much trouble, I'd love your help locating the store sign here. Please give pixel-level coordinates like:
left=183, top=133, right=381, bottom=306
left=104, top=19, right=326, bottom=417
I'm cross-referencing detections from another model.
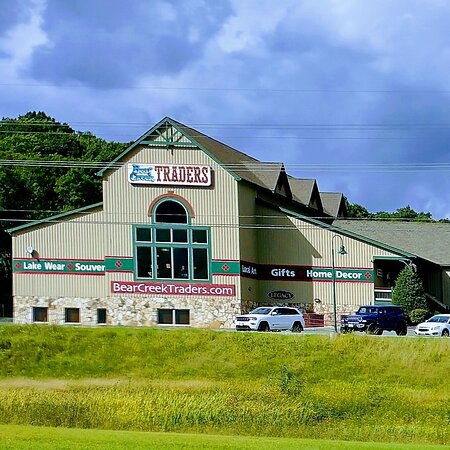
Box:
left=240, top=261, right=374, bottom=282
left=268, top=290, right=295, bottom=300
left=111, top=281, right=236, bottom=297
left=128, top=163, right=212, bottom=186
left=241, top=263, right=258, bottom=278
left=13, top=259, right=105, bottom=274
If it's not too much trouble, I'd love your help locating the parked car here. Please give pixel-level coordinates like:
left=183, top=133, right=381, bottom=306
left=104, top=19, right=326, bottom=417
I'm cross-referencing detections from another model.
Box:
left=234, top=306, right=305, bottom=332
left=414, top=314, right=450, bottom=337
left=340, top=305, right=408, bottom=335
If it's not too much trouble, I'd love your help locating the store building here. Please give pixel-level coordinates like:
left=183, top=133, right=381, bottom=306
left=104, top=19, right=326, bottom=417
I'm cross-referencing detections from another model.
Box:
left=8, top=117, right=450, bottom=327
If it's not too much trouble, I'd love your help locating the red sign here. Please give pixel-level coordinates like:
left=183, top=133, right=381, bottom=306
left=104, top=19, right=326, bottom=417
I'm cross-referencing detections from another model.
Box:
left=128, top=163, right=212, bottom=186
left=111, top=281, right=236, bottom=297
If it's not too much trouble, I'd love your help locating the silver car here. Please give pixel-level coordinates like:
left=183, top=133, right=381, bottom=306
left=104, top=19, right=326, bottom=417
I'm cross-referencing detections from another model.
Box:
left=414, top=314, right=450, bottom=337
left=234, top=306, right=305, bottom=332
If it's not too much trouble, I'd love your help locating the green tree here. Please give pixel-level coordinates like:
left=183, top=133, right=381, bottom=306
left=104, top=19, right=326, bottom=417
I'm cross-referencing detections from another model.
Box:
left=0, top=111, right=128, bottom=316
left=391, top=267, right=428, bottom=317
left=345, top=197, right=434, bottom=222
left=344, top=197, right=371, bottom=218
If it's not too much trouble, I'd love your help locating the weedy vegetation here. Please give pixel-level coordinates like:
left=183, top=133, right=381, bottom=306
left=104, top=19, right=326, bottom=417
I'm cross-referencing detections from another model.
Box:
left=0, top=325, right=449, bottom=446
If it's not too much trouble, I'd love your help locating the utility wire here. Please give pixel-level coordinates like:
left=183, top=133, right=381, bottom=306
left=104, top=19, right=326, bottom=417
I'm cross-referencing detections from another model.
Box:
left=0, top=159, right=450, bottom=173
left=2, top=82, right=450, bottom=94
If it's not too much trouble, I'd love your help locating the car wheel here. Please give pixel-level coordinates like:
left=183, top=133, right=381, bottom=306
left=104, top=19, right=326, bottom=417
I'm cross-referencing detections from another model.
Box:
left=366, top=323, right=382, bottom=335
left=258, top=322, right=270, bottom=332
left=442, top=329, right=449, bottom=337
left=396, top=323, right=408, bottom=336
left=291, top=322, right=303, bottom=333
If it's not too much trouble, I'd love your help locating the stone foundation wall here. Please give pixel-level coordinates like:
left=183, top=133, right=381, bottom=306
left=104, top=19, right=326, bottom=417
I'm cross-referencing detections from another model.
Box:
left=14, top=295, right=241, bottom=328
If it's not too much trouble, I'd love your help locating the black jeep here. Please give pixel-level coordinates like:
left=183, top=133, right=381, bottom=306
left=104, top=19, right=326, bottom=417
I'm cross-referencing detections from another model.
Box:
left=340, top=305, right=408, bottom=335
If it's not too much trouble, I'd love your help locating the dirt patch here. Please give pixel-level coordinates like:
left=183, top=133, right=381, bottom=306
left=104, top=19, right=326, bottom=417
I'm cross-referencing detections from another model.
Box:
left=0, top=377, right=131, bottom=390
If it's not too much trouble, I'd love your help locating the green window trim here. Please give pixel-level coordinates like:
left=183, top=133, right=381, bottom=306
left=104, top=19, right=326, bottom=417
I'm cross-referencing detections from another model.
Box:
left=133, top=224, right=211, bottom=282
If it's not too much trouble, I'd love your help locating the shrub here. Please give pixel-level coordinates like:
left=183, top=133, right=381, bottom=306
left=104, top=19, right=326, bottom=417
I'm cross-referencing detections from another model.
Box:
left=392, top=267, right=427, bottom=316
left=408, top=308, right=431, bottom=325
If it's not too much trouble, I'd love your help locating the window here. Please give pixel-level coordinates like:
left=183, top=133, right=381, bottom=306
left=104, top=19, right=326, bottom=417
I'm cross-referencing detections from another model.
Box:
left=158, top=309, right=190, bottom=325
left=33, top=307, right=48, bottom=323
left=97, top=308, right=107, bottom=324
left=134, top=199, right=210, bottom=281
left=65, top=308, right=80, bottom=323
left=155, top=200, right=187, bottom=223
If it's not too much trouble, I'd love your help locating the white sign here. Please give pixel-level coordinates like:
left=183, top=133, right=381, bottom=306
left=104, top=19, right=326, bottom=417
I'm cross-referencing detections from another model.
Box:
left=128, top=163, right=212, bottom=186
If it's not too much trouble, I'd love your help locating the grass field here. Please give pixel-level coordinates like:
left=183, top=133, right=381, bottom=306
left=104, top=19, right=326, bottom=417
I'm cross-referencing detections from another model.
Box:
left=0, top=325, right=449, bottom=446
left=1, top=425, right=449, bottom=450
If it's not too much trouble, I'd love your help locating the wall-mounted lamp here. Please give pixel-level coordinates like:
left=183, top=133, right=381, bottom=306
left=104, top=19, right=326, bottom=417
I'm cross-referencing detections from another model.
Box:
left=26, top=246, right=39, bottom=260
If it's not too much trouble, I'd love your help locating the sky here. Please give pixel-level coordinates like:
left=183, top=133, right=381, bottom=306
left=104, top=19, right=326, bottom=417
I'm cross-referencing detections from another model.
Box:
left=1, top=0, right=450, bottom=219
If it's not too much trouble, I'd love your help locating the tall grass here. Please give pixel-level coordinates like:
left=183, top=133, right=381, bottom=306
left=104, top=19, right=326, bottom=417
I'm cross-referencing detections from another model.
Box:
left=0, top=325, right=449, bottom=444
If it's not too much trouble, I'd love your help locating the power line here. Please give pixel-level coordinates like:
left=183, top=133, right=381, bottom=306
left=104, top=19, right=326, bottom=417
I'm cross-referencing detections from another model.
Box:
left=2, top=82, right=450, bottom=94
left=3, top=120, right=450, bottom=129
left=1, top=159, right=450, bottom=173
left=1, top=216, right=448, bottom=229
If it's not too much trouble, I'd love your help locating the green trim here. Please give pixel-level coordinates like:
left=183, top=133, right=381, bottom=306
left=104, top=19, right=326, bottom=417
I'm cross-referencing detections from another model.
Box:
left=211, top=261, right=240, bottom=275
left=372, top=256, right=412, bottom=261
left=13, top=259, right=105, bottom=274
left=7, top=203, right=103, bottom=234
left=96, top=117, right=173, bottom=177
left=133, top=224, right=211, bottom=282
left=139, top=141, right=197, bottom=148
left=168, top=120, right=242, bottom=182
left=105, top=257, right=134, bottom=271
left=278, top=206, right=417, bottom=259
left=96, top=117, right=243, bottom=182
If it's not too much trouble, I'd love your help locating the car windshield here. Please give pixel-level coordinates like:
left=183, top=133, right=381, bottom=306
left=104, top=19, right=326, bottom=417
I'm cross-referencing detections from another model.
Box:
left=249, top=307, right=273, bottom=315
left=357, top=307, right=377, bottom=314
left=427, top=315, right=449, bottom=323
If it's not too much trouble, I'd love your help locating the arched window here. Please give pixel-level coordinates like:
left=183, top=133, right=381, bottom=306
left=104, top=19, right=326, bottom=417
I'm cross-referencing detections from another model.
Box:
left=154, top=200, right=187, bottom=224
left=134, top=199, right=210, bottom=281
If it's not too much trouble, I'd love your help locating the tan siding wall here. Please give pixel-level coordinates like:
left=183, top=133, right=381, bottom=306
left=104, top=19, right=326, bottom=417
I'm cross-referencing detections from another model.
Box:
left=12, top=210, right=107, bottom=297
left=102, top=145, right=240, bottom=262
left=11, top=128, right=244, bottom=325
left=238, top=184, right=259, bottom=303
left=256, top=209, right=401, bottom=310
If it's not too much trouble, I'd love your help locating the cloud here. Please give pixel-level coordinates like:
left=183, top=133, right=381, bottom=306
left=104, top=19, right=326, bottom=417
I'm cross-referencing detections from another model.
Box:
left=1, top=0, right=450, bottom=218
left=0, top=0, right=47, bottom=73
left=25, top=0, right=232, bottom=88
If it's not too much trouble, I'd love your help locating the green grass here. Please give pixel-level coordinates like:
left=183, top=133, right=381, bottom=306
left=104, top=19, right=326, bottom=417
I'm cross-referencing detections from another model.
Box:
left=1, top=425, right=448, bottom=450
left=0, top=325, right=449, bottom=445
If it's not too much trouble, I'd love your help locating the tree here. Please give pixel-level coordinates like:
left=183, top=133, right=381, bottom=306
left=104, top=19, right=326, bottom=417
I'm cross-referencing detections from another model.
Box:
left=345, top=197, right=434, bottom=222
left=344, top=198, right=371, bottom=218
left=391, top=267, right=428, bottom=317
left=0, top=111, right=128, bottom=316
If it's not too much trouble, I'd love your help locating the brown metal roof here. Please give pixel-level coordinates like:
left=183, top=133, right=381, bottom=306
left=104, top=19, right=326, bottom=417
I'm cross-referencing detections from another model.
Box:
left=321, top=192, right=346, bottom=217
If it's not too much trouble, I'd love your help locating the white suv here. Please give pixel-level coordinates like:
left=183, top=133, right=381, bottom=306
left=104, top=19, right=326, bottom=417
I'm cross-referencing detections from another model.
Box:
left=234, top=306, right=305, bottom=332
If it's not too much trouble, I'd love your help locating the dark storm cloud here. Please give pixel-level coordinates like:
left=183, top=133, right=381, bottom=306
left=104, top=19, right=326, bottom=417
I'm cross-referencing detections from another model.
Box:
left=26, top=0, right=232, bottom=87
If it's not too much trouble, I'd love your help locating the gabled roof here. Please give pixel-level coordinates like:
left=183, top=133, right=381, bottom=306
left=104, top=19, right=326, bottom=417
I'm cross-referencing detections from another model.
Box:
left=241, top=161, right=284, bottom=192
left=96, top=117, right=287, bottom=194
left=289, top=177, right=315, bottom=205
left=333, top=219, right=450, bottom=266
left=288, top=177, right=323, bottom=212
left=321, top=192, right=347, bottom=217
left=7, top=203, right=103, bottom=234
